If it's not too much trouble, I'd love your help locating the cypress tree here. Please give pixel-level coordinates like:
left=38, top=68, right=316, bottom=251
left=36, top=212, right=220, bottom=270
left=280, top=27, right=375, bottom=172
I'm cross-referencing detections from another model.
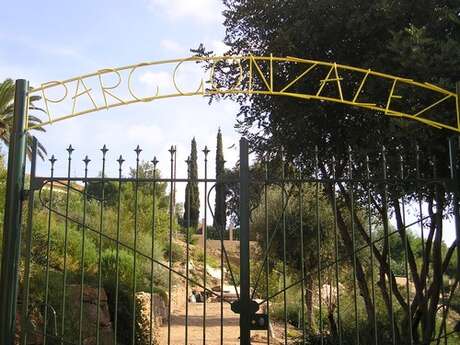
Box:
left=183, top=138, right=200, bottom=228
left=213, top=128, right=226, bottom=232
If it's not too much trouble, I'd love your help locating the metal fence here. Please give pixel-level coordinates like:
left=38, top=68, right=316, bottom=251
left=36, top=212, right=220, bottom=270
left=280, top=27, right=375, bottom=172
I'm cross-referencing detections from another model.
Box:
left=5, top=136, right=460, bottom=345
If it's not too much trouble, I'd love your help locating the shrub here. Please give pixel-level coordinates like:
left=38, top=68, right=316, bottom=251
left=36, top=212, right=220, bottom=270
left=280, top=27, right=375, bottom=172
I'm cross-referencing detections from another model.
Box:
left=181, top=226, right=198, bottom=245
left=163, top=242, right=185, bottom=263
left=30, top=210, right=98, bottom=273
left=193, top=248, right=220, bottom=268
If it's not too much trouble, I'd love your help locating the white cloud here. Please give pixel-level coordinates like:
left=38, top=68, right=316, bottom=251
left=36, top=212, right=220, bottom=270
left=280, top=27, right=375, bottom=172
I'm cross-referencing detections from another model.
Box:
left=127, top=124, right=165, bottom=146
left=160, top=39, right=229, bottom=57
left=139, top=71, right=172, bottom=92
left=160, top=39, right=184, bottom=54
left=147, top=0, right=223, bottom=24
left=210, top=40, right=229, bottom=55
left=0, top=32, right=88, bottom=62
left=139, top=61, right=207, bottom=95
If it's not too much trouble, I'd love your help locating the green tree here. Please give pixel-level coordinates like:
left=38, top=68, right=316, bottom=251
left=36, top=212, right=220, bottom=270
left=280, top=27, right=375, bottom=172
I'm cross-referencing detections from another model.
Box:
left=129, top=160, right=169, bottom=208
left=206, top=1, right=460, bottom=343
left=86, top=175, right=119, bottom=206
left=184, top=138, right=200, bottom=228
left=0, top=78, right=47, bottom=159
left=213, top=128, right=227, bottom=232
left=250, top=183, right=336, bottom=332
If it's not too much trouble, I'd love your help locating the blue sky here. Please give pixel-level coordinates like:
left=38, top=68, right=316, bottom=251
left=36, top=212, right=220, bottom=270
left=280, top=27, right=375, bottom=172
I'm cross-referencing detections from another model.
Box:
left=1, top=1, right=457, bottom=243
left=0, top=0, right=240, bottom=180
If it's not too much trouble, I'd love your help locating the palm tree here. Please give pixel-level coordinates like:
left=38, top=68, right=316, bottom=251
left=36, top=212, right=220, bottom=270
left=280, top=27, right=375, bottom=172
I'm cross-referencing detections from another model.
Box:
left=0, top=78, right=47, bottom=160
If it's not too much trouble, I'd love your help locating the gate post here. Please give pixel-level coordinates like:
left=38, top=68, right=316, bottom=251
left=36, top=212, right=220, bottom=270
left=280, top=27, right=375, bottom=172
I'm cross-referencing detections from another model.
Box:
left=0, top=79, right=29, bottom=345
left=239, top=138, right=251, bottom=345
left=450, top=81, right=460, bottom=280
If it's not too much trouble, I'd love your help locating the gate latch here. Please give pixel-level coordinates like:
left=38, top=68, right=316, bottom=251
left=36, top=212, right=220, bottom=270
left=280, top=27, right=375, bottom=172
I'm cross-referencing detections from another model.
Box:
left=250, top=313, right=269, bottom=330
left=231, top=300, right=259, bottom=314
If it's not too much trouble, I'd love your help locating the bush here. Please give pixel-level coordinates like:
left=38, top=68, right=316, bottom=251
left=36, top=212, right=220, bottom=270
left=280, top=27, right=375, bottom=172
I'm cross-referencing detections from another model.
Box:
left=193, top=248, right=220, bottom=268
left=30, top=210, right=98, bottom=273
left=270, top=301, right=301, bottom=327
left=101, top=248, right=139, bottom=288
left=180, top=226, right=198, bottom=245
left=163, top=242, right=185, bottom=263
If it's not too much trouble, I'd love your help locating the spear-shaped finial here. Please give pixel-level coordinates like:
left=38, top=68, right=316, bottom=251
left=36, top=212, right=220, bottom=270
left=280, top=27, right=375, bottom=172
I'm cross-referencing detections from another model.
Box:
left=66, top=145, right=74, bottom=156
left=83, top=155, right=91, bottom=166
left=101, top=145, right=109, bottom=156
left=117, top=155, right=125, bottom=166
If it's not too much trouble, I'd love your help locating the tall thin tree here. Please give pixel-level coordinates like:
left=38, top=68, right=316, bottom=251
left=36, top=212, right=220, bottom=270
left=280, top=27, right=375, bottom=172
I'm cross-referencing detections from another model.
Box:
left=184, top=138, right=200, bottom=228
left=213, top=128, right=226, bottom=233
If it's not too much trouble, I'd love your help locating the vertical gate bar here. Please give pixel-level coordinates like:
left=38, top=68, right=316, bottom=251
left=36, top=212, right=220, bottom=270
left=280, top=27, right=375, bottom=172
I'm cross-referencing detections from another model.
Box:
left=114, top=155, right=124, bottom=345
left=43, top=156, right=57, bottom=345
left=331, top=156, right=342, bottom=345
left=415, top=145, right=427, bottom=340
left=381, top=147, right=396, bottom=345
left=202, top=146, right=209, bottom=345
left=399, top=154, right=413, bottom=345
left=298, top=174, right=306, bottom=344
left=264, top=158, right=270, bottom=345
left=431, top=156, right=445, bottom=345
left=415, top=145, right=427, bottom=324
left=366, top=156, right=378, bottom=345
left=150, top=156, right=158, bottom=345
left=0, top=79, right=28, bottom=345
left=281, top=152, right=287, bottom=345
left=79, top=156, right=90, bottom=345
left=60, top=145, right=74, bottom=344
left=239, top=138, right=251, bottom=345
left=433, top=157, right=447, bottom=345
left=167, top=146, right=175, bottom=345
left=348, top=147, right=359, bottom=345
left=96, top=146, right=108, bottom=345
left=449, top=133, right=460, bottom=282
left=20, top=137, right=38, bottom=345
left=132, top=146, right=141, bottom=345
left=455, top=81, right=460, bottom=278
left=219, top=167, right=224, bottom=345
left=185, top=157, right=190, bottom=345
left=315, top=147, right=323, bottom=345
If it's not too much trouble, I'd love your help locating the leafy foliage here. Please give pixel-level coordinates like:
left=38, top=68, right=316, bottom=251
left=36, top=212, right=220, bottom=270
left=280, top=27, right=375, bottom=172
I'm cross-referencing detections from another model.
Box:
left=203, top=1, right=460, bottom=343
left=0, top=78, right=47, bottom=159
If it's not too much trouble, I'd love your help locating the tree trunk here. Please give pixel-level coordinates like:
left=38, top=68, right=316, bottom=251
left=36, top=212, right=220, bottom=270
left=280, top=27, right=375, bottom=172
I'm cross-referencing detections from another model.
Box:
left=322, top=180, right=376, bottom=329
left=305, top=276, right=314, bottom=332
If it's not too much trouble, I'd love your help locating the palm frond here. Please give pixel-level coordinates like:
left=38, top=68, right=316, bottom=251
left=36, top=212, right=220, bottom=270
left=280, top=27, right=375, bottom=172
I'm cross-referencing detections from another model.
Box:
left=28, top=95, right=41, bottom=102
left=0, top=78, right=48, bottom=161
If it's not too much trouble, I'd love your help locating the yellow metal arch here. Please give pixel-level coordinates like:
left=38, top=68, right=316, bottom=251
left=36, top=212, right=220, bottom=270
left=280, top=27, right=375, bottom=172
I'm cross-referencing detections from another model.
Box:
left=29, top=55, right=460, bottom=132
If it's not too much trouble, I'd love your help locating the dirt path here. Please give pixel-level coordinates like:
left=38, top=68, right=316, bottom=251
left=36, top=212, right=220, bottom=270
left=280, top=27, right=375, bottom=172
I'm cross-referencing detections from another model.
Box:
left=158, top=299, right=282, bottom=345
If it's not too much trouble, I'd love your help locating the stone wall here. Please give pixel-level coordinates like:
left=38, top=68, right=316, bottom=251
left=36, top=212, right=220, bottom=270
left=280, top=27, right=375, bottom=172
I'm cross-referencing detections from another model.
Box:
left=135, top=292, right=168, bottom=345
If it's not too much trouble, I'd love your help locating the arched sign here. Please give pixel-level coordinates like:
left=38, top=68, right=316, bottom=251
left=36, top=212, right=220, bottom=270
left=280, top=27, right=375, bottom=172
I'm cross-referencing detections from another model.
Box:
left=29, top=55, right=459, bottom=132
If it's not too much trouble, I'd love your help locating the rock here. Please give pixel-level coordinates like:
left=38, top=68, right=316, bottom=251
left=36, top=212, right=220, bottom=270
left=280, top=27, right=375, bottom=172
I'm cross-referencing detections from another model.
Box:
left=135, top=292, right=168, bottom=345
left=15, top=304, right=44, bottom=345
left=314, top=283, right=345, bottom=307
left=68, top=285, right=114, bottom=345
left=210, top=285, right=239, bottom=302
left=206, top=265, right=226, bottom=280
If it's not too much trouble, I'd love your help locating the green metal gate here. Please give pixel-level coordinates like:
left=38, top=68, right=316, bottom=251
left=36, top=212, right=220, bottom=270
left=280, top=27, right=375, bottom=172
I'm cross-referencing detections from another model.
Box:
left=1, top=80, right=460, bottom=345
